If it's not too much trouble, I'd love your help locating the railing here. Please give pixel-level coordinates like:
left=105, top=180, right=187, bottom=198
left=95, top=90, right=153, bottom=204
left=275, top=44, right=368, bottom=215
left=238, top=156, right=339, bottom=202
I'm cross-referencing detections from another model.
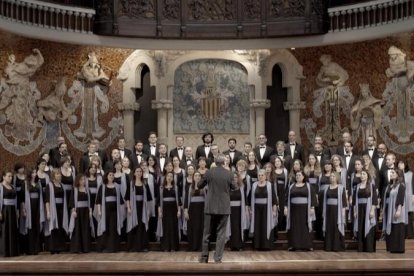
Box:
left=328, top=0, right=414, bottom=32
left=0, top=0, right=95, bottom=33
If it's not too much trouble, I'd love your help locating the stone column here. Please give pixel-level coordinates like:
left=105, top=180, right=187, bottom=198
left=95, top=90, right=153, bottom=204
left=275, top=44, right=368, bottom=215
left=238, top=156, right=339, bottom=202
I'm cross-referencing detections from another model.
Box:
left=283, top=101, right=306, bottom=142
left=152, top=99, right=173, bottom=144
left=250, top=99, right=271, bottom=139
left=118, top=102, right=140, bottom=149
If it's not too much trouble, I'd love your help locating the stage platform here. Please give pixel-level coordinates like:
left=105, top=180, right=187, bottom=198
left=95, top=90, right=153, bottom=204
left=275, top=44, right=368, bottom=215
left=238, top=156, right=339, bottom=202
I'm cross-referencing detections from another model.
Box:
left=1, top=240, right=414, bottom=275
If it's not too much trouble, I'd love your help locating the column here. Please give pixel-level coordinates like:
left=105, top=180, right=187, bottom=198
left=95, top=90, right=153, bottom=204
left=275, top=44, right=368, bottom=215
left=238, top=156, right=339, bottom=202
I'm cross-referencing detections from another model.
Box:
left=152, top=99, right=173, bottom=144
left=250, top=99, right=271, bottom=138
left=118, top=102, right=140, bottom=149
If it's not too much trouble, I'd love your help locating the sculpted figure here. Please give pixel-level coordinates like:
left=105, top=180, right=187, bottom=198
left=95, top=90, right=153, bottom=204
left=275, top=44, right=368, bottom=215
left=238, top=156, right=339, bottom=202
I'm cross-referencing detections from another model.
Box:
left=77, top=52, right=110, bottom=85
left=385, top=46, right=414, bottom=81
left=350, top=84, right=384, bottom=140
left=316, top=54, right=349, bottom=88
left=37, top=78, right=72, bottom=122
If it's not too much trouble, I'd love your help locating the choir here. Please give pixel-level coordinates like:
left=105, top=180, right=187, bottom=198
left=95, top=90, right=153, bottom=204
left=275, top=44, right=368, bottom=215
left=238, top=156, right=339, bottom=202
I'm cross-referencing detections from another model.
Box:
left=0, top=131, right=413, bottom=257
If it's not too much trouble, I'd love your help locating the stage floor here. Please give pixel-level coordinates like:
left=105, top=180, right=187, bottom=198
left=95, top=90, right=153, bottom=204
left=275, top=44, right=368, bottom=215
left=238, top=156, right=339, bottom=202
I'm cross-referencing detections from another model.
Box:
left=1, top=241, right=414, bottom=275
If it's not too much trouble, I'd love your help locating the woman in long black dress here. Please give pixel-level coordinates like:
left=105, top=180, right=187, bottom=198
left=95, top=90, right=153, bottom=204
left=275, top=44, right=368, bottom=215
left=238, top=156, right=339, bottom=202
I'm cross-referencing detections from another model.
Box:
left=0, top=171, right=19, bottom=257
left=183, top=171, right=205, bottom=251
left=227, top=172, right=248, bottom=251
left=398, top=160, right=414, bottom=239
left=285, top=170, right=316, bottom=251
left=113, top=159, right=128, bottom=199
left=45, top=169, right=69, bottom=254
left=246, top=151, right=259, bottom=183
left=353, top=169, right=377, bottom=252
left=304, top=154, right=321, bottom=195
left=60, top=156, right=75, bottom=218
left=36, top=158, right=50, bottom=194
left=14, top=163, right=26, bottom=253
left=94, top=171, right=125, bottom=253
left=157, top=171, right=181, bottom=251
left=249, top=169, right=277, bottom=250
left=273, top=157, right=288, bottom=234
left=126, top=167, right=152, bottom=252
left=69, top=174, right=94, bottom=253
left=86, top=164, right=102, bottom=234
left=382, top=169, right=407, bottom=253
left=322, top=173, right=347, bottom=251
left=141, top=160, right=158, bottom=242
left=20, top=169, right=45, bottom=255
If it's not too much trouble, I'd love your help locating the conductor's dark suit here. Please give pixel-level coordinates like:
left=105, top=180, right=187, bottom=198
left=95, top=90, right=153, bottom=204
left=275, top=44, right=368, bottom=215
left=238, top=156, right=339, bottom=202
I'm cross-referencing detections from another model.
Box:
left=198, top=165, right=234, bottom=263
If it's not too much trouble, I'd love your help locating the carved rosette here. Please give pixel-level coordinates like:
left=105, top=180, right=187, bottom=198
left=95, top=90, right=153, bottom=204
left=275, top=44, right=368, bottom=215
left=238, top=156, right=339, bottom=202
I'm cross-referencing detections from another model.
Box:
left=152, top=100, right=173, bottom=110
left=118, top=102, right=141, bottom=112
left=283, top=101, right=306, bottom=110
left=250, top=99, right=271, bottom=109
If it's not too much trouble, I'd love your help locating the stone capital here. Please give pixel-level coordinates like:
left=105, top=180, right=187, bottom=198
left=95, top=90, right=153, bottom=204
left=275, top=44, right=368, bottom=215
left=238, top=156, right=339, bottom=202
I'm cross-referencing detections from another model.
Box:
left=152, top=99, right=173, bottom=110
left=250, top=99, right=271, bottom=109
left=118, top=102, right=140, bottom=112
left=283, top=101, right=306, bottom=110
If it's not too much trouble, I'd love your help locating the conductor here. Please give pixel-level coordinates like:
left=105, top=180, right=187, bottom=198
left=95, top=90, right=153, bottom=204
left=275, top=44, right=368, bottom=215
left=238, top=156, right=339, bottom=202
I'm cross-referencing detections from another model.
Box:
left=198, top=154, right=235, bottom=263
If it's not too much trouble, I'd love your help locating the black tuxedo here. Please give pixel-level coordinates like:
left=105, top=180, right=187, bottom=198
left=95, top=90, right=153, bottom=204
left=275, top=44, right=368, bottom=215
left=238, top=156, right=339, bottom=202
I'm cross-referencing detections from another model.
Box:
left=372, top=155, right=386, bottom=172
left=118, top=148, right=132, bottom=161
left=49, top=147, right=60, bottom=168
left=96, top=149, right=108, bottom=169
left=285, top=142, right=305, bottom=163
left=79, top=152, right=98, bottom=174
left=143, top=143, right=159, bottom=157
left=130, top=151, right=149, bottom=169
left=270, top=153, right=293, bottom=172
left=195, top=145, right=215, bottom=165
left=309, top=147, right=331, bottom=160
left=362, top=148, right=379, bottom=160
left=223, top=149, right=243, bottom=168
left=169, top=147, right=185, bottom=161
left=379, top=165, right=395, bottom=199
left=253, top=145, right=274, bottom=167
left=342, top=153, right=359, bottom=176
left=180, top=157, right=196, bottom=169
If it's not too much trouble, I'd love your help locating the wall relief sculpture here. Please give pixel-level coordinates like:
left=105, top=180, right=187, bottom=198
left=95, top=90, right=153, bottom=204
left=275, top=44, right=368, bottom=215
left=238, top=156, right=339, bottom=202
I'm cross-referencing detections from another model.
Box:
left=119, top=0, right=156, bottom=19
left=270, top=0, right=306, bottom=18
left=301, top=55, right=354, bottom=146
left=379, top=46, right=414, bottom=154
left=173, top=59, right=249, bottom=134
left=0, top=49, right=46, bottom=155
left=350, top=83, right=384, bottom=148
left=188, top=0, right=235, bottom=21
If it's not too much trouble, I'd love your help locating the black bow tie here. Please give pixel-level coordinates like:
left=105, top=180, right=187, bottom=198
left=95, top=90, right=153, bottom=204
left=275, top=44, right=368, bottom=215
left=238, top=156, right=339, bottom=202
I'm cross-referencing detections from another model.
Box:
left=260, top=146, right=265, bottom=149
left=368, top=148, right=374, bottom=151
left=316, top=153, right=322, bottom=156
left=290, top=143, right=295, bottom=146
left=387, top=167, right=394, bottom=170
left=229, top=150, right=235, bottom=152
left=150, top=144, right=156, bottom=147
left=119, top=149, right=124, bottom=151
left=204, top=145, right=210, bottom=148
left=345, top=154, right=350, bottom=157
left=136, top=153, right=142, bottom=156
left=160, top=155, right=166, bottom=158
left=178, top=147, right=183, bottom=150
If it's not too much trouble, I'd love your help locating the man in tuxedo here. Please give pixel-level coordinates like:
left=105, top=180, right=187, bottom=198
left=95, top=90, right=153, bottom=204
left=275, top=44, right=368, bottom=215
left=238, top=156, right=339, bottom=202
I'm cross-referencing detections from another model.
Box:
left=91, top=138, right=108, bottom=169
left=158, top=143, right=169, bottom=172
left=253, top=134, right=274, bottom=167
left=49, top=136, right=65, bottom=168
left=51, top=142, right=69, bottom=168
left=372, top=143, right=387, bottom=172
left=198, top=154, right=234, bottom=264
left=169, top=136, right=185, bottom=161
left=271, top=141, right=292, bottom=172
left=117, top=138, right=132, bottom=161
left=130, top=140, right=148, bottom=169
left=285, top=130, right=305, bottom=163
left=242, top=142, right=253, bottom=161
left=379, top=152, right=396, bottom=199
left=195, top=132, right=215, bottom=163
left=103, top=148, right=120, bottom=173
left=362, top=135, right=379, bottom=160
left=79, top=142, right=97, bottom=173
left=180, top=146, right=196, bottom=169
left=343, top=141, right=359, bottom=176
left=222, top=138, right=243, bottom=170
left=143, top=131, right=159, bottom=157
left=309, top=143, right=330, bottom=168
left=335, top=131, right=352, bottom=156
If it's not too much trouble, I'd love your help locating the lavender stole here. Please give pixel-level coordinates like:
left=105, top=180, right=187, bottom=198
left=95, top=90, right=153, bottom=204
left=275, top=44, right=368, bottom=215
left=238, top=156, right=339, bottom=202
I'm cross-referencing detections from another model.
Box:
left=44, top=182, right=69, bottom=236
left=156, top=184, right=181, bottom=239
left=68, top=187, right=95, bottom=238
left=20, top=181, right=45, bottom=235
left=94, top=185, right=124, bottom=236
left=127, top=182, right=149, bottom=232
left=383, top=183, right=407, bottom=235
left=226, top=186, right=249, bottom=241
left=353, top=182, right=376, bottom=237
left=286, top=183, right=314, bottom=232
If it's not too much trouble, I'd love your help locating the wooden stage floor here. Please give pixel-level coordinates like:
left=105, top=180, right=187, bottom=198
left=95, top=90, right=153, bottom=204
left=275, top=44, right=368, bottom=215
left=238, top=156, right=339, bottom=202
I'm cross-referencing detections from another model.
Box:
left=1, top=240, right=414, bottom=275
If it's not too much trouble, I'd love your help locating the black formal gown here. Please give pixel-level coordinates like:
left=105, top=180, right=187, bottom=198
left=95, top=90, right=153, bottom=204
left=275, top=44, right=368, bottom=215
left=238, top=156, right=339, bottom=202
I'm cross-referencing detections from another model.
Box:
left=61, top=173, right=74, bottom=216
left=229, top=189, right=243, bottom=250
left=354, top=186, right=377, bottom=252
left=275, top=171, right=286, bottom=232
left=184, top=187, right=204, bottom=251
left=247, top=165, right=258, bottom=183
left=251, top=185, right=276, bottom=250
left=384, top=184, right=406, bottom=253
left=88, top=178, right=99, bottom=238
left=287, top=184, right=316, bottom=250
left=159, top=187, right=180, bottom=251
left=45, top=184, right=67, bottom=253
left=0, top=186, right=19, bottom=257
left=324, top=187, right=347, bottom=251
left=69, top=190, right=92, bottom=253
left=126, top=184, right=152, bottom=252
left=96, top=186, right=123, bottom=253
left=24, top=183, right=43, bottom=255
left=316, top=174, right=330, bottom=240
